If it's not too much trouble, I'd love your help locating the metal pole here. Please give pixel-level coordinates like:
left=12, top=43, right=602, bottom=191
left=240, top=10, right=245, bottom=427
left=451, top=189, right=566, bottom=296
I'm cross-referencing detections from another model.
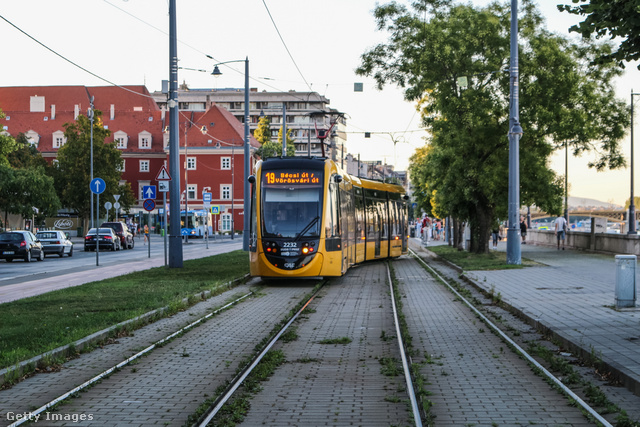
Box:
left=231, top=145, right=235, bottom=240
left=629, top=89, right=637, bottom=234
left=168, top=0, right=183, bottom=267
left=164, top=192, right=168, bottom=267
left=506, top=0, right=522, bottom=264
left=243, top=58, right=251, bottom=251
left=565, top=140, right=570, bottom=227
left=96, top=193, right=100, bottom=266
left=184, top=121, right=188, bottom=244
left=283, top=103, right=287, bottom=156
left=89, top=97, right=94, bottom=229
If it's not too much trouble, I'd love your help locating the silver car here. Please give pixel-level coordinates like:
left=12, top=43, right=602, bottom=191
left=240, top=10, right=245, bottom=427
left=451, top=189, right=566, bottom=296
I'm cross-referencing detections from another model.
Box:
left=36, top=230, right=74, bottom=257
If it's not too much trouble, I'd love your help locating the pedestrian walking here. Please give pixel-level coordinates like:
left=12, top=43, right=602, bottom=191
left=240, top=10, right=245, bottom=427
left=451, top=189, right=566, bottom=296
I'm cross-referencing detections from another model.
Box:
left=554, top=214, right=567, bottom=250
left=520, top=218, right=527, bottom=244
left=143, top=224, right=149, bottom=245
left=491, top=227, right=499, bottom=250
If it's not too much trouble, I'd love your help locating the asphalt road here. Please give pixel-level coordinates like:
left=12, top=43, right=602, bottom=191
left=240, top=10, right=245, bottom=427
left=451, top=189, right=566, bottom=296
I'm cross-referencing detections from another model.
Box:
left=0, top=234, right=243, bottom=304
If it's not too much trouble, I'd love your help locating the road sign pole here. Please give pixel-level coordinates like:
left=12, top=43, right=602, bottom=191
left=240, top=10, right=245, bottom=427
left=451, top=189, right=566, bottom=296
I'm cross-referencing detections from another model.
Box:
left=96, top=193, right=100, bottom=266
left=164, top=192, right=168, bottom=267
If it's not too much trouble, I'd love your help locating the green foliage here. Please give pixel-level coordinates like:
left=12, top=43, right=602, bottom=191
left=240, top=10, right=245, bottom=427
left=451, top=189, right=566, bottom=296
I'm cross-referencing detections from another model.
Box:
left=558, top=0, right=640, bottom=68
left=253, top=115, right=272, bottom=145
left=0, top=250, right=249, bottom=370
left=358, top=1, right=628, bottom=253
left=54, top=110, right=133, bottom=226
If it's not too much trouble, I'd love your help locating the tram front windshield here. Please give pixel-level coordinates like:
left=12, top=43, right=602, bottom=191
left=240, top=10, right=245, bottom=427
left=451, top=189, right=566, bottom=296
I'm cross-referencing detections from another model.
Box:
left=261, top=170, right=323, bottom=239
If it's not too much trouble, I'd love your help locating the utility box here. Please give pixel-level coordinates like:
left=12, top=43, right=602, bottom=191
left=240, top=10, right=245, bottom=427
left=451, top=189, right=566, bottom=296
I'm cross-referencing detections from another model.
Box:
left=615, top=255, right=637, bottom=309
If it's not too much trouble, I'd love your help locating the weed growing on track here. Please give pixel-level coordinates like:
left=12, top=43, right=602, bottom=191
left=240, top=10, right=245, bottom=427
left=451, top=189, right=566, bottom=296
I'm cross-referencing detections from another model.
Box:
left=0, top=250, right=249, bottom=371
left=317, top=337, right=352, bottom=345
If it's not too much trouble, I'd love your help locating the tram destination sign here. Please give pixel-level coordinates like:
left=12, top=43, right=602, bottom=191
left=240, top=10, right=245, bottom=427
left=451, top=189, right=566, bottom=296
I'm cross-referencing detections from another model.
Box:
left=264, top=171, right=320, bottom=185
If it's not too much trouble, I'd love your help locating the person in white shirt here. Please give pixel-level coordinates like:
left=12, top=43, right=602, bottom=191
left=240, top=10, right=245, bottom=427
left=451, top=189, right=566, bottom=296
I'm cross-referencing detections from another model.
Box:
left=554, top=215, right=568, bottom=250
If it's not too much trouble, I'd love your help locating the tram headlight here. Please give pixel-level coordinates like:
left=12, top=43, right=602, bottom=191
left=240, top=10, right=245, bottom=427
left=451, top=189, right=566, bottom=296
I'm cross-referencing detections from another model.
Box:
left=302, top=247, right=309, bottom=254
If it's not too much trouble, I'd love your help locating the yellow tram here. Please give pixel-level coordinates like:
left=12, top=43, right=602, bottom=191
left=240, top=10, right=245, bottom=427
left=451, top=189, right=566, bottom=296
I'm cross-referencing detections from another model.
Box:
left=248, top=157, right=408, bottom=278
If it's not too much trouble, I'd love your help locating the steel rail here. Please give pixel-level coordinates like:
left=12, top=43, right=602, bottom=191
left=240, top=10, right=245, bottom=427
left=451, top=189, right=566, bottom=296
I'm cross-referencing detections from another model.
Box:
left=8, top=291, right=254, bottom=427
left=197, top=289, right=319, bottom=426
left=409, top=249, right=612, bottom=427
left=386, top=262, right=423, bottom=427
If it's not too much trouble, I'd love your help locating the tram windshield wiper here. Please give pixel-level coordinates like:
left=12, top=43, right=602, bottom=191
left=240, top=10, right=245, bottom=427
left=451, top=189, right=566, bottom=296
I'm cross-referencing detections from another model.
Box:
left=294, top=216, right=320, bottom=241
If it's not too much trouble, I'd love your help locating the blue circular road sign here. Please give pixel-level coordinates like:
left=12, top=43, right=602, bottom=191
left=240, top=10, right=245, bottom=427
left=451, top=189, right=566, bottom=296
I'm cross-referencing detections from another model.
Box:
left=143, top=199, right=156, bottom=212
left=90, top=178, right=106, bottom=194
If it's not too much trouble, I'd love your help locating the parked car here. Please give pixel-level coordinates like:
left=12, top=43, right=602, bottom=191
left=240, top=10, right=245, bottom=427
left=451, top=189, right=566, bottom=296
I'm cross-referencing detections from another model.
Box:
left=36, top=230, right=74, bottom=257
left=100, top=221, right=134, bottom=249
left=84, top=228, right=121, bottom=252
left=0, top=230, right=45, bottom=262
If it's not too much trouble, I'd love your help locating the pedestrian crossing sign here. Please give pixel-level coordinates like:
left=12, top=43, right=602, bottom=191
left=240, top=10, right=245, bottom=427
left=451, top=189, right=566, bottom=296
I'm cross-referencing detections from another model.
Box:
left=211, top=205, right=220, bottom=215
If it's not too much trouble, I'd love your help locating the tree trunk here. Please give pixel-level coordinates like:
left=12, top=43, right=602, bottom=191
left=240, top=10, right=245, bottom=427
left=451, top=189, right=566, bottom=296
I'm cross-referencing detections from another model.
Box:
left=470, top=204, right=493, bottom=254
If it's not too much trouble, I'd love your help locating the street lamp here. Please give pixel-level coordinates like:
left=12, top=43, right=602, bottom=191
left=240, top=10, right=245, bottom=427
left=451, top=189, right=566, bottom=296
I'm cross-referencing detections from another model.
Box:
left=212, top=57, right=251, bottom=251
left=629, top=89, right=639, bottom=234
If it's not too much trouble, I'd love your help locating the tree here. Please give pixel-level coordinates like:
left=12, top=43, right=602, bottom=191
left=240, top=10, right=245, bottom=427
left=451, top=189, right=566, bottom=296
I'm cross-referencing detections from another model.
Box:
left=253, top=115, right=272, bottom=145
left=358, top=0, right=628, bottom=253
left=256, top=125, right=295, bottom=158
left=54, top=110, right=133, bottom=228
left=8, top=133, right=49, bottom=170
left=0, top=109, right=18, bottom=166
left=558, top=0, right=640, bottom=68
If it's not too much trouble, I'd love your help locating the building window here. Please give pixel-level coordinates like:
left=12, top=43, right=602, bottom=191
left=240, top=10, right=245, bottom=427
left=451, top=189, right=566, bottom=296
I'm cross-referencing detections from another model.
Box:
left=220, top=213, right=232, bottom=232
left=138, top=180, right=151, bottom=200
left=140, top=160, right=149, bottom=172
left=138, top=131, right=152, bottom=149
left=221, top=157, right=231, bottom=170
left=52, top=131, right=66, bottom=149
left=187, top=157, right=196, bottom=170
left=187, top=184, right=196, bottom=200
left=118, top=159, right=125, bottom=172
left=221, top=185, right=231, bottom=200
left=114, top=131, right=128, bottom=149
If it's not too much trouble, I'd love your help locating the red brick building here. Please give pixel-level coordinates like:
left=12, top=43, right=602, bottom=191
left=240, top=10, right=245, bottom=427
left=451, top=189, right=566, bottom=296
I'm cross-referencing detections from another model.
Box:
left=0, top=85, right=259, bottom=233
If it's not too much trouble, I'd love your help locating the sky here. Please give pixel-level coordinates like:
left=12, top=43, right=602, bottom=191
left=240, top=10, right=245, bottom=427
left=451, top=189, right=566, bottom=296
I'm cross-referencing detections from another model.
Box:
left=0, top=0, right=637, bottom=206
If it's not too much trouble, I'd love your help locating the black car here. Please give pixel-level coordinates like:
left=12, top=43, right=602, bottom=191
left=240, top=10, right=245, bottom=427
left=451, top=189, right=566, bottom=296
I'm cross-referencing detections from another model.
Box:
left=100, top=221, right=134, bottom=249
left=0, top=230, right=45, bottom=262
left=84, top=228, right=121, bottom=251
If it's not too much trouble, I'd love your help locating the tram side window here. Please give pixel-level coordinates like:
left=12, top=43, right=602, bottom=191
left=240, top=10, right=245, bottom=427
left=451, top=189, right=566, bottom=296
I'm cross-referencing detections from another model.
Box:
left=354, top=188, right=365, bottom=241
left=325, top=180, right=340, bottom=238
left=250, top=179, right=257, bottom=251
left=379, top=199, right=388, bottom=240
left=365, top=197, right=378, bottom=241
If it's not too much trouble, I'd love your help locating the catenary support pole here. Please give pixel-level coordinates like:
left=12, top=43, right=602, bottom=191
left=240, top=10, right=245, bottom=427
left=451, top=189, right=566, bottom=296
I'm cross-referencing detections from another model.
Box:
left=168, top=0, right=183, bottom=267
left=506, top=0, right=522, bottom=264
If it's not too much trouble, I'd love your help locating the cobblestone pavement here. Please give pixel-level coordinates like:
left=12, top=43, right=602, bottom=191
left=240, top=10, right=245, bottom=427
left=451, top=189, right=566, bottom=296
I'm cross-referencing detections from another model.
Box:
left=239, top=262, right=412, bottom=427
left=394, top=256, right=591, bottom=426
left=1, top=281, right=313, bottom=427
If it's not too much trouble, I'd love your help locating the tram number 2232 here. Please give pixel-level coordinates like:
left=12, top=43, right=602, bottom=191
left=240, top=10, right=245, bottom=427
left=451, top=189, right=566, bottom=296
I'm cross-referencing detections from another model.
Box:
left=282, top=242, right=297, bottom=248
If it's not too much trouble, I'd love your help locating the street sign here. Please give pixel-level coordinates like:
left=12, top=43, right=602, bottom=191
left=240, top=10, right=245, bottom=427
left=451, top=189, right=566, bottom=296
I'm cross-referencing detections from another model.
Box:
left=203, top=192, right=212, bottom=203
left=156, top=165, right=171, bottom=181
left=90, top=178, right=106, bottom=194
left=143, top=185, right=156, bottom=200
left=143, top=199, right=156, bottom=212
left=211, top=205, right=220, bottom=215
left=105, top=202, right=113, bottom=210
left=158, top=181, right=169, bottom=192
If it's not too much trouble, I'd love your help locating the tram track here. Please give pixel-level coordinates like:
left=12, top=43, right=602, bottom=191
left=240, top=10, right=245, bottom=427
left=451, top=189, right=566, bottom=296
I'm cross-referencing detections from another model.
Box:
left=1, top=281, right=318, bottom=427
left=406, top=248, right=613, bottom=426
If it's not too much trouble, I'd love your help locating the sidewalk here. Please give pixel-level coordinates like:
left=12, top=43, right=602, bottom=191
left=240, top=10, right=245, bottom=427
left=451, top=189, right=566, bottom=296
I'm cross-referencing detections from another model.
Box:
left=412, top=238, right=640, bottom=397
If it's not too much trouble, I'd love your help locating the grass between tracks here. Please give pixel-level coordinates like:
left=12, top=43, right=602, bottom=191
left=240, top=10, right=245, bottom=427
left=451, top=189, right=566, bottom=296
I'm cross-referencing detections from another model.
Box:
left=428, top=245, right=538, bottom=270
left=0, top=250, right=249, bottom=371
